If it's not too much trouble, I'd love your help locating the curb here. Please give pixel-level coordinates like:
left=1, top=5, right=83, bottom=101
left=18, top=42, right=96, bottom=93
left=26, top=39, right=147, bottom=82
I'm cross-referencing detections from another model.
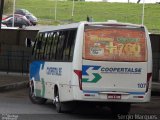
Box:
left=0, top=81, right=29, bottom=92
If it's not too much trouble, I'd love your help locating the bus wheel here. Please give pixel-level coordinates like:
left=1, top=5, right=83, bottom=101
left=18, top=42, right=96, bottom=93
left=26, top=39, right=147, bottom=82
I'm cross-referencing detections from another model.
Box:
left=110, top=103, right=131, bottom=115
left=29, top=81, right=47, bottom=104
left=54, top=89, right=62, bottom=113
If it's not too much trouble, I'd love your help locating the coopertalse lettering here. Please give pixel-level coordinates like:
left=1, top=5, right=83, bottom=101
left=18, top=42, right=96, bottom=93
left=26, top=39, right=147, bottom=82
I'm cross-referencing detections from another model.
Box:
left=101, top=67, right=142, bottom=74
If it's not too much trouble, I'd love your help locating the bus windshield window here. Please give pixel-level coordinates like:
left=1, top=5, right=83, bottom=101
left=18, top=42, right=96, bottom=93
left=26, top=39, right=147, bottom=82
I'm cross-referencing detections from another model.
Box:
left=83, top=25, right=147, bottom=62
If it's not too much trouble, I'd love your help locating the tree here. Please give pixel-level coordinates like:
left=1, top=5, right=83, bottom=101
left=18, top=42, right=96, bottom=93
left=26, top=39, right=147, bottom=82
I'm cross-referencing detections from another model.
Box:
left=137, top=0, right=141, bottom=3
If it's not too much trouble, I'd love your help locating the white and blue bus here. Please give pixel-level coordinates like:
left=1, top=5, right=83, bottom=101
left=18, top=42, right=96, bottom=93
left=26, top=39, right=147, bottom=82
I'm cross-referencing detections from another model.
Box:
left=28, top=21, right=152, bottom=114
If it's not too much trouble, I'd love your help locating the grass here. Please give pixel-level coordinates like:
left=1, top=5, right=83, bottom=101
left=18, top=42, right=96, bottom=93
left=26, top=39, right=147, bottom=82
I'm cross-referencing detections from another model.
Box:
left=14, top=0, right=160, bottom=33
left=3, top=0, right=13, bottom=13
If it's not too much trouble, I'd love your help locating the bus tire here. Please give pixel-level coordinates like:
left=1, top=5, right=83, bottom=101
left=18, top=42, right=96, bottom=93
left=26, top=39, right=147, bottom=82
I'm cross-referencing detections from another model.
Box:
left=110, top=103, right=131, bottom=115
left=29, top=81, right=47, bottom=104
left=54, top=89, right=62, bottom=113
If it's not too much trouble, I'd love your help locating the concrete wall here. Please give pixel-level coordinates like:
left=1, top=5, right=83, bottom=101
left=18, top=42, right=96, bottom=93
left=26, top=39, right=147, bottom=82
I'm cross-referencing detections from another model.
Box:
left=0, top=29, right=38, bottom=46
left=150, top=34, right=160, bottom=82
left=0, top=29, right=38, bottom=73
left=150, top=34, right=160, bottom=54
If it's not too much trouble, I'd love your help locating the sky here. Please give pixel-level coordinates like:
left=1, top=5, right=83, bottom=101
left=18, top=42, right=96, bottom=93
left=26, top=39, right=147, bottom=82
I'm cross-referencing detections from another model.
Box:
left=108, top=0, right=160, bottom=3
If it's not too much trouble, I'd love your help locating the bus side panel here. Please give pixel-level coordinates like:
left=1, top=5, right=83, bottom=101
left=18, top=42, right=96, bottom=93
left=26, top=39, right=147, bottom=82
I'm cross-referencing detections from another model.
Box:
left=38, top=62, right=74, bottom=102
left=30, top=61, right=45, bottom=97
left=146, top=27, right=152, bottom=88
left=72, top=23, right=84, bottom=77
left=143, top=27, right=152, bottom=102
left=71, top=23, right=85, bottom=100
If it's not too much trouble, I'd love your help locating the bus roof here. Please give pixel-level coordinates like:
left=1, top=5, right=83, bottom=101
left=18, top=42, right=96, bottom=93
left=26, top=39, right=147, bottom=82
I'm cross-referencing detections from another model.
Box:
left=39, top=21, right=145, bottom=33
left=39, top=22, right=82, bottom=33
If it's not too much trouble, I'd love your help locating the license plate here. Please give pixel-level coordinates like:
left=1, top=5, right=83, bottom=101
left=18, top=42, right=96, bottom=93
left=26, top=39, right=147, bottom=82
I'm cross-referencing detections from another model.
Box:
left=107, top=94, right=121, bottom=99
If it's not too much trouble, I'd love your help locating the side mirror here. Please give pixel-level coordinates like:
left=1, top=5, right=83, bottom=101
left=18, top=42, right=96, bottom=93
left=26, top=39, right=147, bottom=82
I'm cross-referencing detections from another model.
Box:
left=25, top=38, right=34, bottom=47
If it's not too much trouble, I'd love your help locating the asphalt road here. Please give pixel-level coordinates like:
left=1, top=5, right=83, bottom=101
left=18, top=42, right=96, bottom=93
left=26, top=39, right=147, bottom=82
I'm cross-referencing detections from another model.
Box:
left=0, top=88, right=160, bottom=120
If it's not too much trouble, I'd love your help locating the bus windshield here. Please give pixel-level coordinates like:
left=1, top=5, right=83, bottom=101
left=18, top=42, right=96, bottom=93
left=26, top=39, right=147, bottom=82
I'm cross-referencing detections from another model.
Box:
left=83, top=25, right=147, bottom=62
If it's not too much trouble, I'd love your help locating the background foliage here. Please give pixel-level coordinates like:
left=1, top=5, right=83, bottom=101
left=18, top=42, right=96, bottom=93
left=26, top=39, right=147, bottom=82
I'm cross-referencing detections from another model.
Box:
left=5, top=0, right=160, bottom=33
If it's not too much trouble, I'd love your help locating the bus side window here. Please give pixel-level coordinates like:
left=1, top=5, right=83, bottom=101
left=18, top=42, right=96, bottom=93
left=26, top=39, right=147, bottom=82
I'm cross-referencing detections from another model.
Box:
left=43, top=32, right=52, bottom=60
left=62, top=31, right=70, bottom=61
left=55, top=31, right=64, bottom=60
left=32, top=33, right=43, bottom=60
left=62, top=29, right=77, bottom=61
left=51, top=31, right=59, bottom=60
left=57, top=31, right=68, bottom=60
left=37, top=41, right=42, bottom=49
left=48, top=32, right=55, bottom=60
left=38, top=29, right=77, bottom=62
left=68, top=30, right=77, bottom=61
left=37, top=33, right=46, bottom=60
left=49, top=32, right=57, bottom=61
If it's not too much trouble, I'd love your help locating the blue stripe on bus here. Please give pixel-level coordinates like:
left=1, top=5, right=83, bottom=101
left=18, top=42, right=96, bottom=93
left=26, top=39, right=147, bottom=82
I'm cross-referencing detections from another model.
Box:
left=30, top=61, right=45, bottom=81
left=83, top=90, right=99, bottom=93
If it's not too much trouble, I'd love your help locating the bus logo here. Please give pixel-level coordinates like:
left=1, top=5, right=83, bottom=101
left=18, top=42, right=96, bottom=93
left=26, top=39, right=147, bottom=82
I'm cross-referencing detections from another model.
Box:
left=82, top=65, right=102, bottom=83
